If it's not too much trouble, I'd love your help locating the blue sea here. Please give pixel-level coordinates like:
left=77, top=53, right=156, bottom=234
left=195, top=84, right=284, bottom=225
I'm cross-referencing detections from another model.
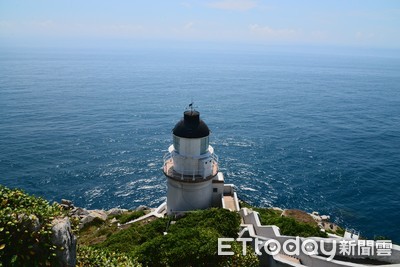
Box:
left=0, top=46, right=399, bottom=242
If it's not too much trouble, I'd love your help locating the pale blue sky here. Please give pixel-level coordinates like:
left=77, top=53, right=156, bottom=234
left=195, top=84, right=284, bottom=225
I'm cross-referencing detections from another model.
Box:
left=1, top=0, right=399, bottom=49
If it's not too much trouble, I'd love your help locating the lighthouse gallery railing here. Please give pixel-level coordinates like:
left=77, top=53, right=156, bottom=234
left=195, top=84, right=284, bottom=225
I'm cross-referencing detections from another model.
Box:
left=163, top=152, right=219, bottom=181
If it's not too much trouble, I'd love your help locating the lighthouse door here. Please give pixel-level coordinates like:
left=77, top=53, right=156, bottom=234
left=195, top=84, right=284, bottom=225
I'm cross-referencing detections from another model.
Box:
left=200, top=158, right=213, bottom=178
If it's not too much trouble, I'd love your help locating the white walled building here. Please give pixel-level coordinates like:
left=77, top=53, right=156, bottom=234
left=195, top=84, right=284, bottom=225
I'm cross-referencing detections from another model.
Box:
left=162, top=109, right=239, bottom=215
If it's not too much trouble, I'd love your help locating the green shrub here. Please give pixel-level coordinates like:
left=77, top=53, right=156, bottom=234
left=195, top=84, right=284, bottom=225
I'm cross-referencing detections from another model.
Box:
left=224, top=242, right=259, bottom=267
left=77, top=245, right=141, bottom=267
left=96, top=217, right=169, bottom=253
left=335, top=226, right=345, bottom=236
left=239, top=200, right=253, bottom=209
left=169, top=208, right=241, bottom=238
left=95, top=208, right=257, bottom=267
left=0, top=185, right=64, bottom=266
left=117, top=211, right=146, bottom=224
left=374, top=235, right=390, bottom=240
left=135, top=226, right=259, bottom=267
left=255, top=208, right=327, bottom=238
left=135, top=226, right=220, bottom=266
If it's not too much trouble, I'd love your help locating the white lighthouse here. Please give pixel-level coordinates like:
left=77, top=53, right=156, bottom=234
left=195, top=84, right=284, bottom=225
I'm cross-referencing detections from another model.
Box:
left=163, top=108, right=238, bottom=215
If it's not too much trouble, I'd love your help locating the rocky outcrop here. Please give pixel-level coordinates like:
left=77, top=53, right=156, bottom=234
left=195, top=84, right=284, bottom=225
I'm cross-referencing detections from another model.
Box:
left=136, top=205, right=149, bottom=211
left=281, top=209, right=317, bottom=225
left=60, top=199, right=74, bottom=210
left=106, top=207, right=128, bottom=217
left=69, top=207, right=107, bottom=229
left=80, top=210, right=107, bottom=227
left=48, top=200, right=135, bottom=266
left=51, top=217, right=77, bottom=267
left=69, top=204, right=135, bottom=229
left=69, top=207, right=89, bottom=217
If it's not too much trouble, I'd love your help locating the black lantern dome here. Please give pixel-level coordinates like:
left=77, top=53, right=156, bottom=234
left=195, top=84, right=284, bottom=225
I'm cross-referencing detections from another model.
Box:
left=172, top=110, right=210, bottom=138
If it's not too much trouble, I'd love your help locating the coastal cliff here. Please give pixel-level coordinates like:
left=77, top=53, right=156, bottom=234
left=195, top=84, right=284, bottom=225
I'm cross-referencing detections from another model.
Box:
left=1, top=186, right=260, bottom=266
left=1, top=185, right=351, bottom=267
left=0, top=185, right=149, bottom=266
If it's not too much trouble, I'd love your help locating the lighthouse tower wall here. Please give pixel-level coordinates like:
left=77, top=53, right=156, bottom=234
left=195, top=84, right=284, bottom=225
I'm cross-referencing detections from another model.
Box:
left=167, top=178, right=213, bottom=213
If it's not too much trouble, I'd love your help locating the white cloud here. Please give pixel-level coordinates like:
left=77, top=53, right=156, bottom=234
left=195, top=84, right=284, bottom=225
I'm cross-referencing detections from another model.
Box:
left=355, top=31, right=375, bottom=41
left=101, top=24, right=144, bottom=34
left=0, top=20, right=14, bottom=29
left=249, top=24, right=299, bottom=39
left=0, top=20, right=145, bottom=38
left=181, top=1, right=192, bottom=8
left=207, top=0, right=257, bottom=11
left=31, top=20, right=56, bottom=29
left=310, top=31, right=326, bottom=39
left=184, top=21, right=194, bottom=30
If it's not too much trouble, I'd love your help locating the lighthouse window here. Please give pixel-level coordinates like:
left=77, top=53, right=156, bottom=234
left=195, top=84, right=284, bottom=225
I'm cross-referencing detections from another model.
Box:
left=200, top=137, right=209, bottom=154
left=173, top=135, right=180, bottom=151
